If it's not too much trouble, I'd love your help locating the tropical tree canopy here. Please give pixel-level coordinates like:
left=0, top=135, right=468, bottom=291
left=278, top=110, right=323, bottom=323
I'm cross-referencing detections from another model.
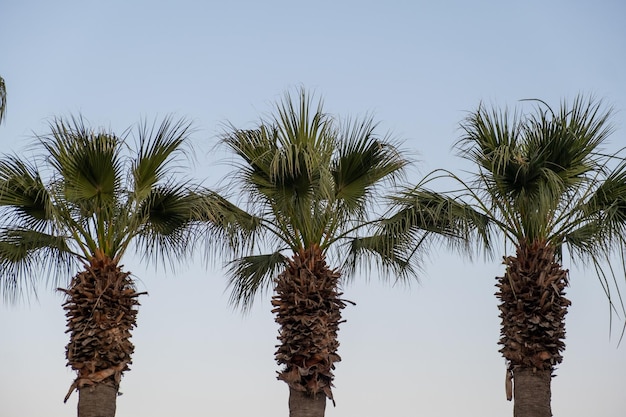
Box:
left=0, top=115, right=219, bottom=302
left=220, top=89, right=480, bottom=309
left=456, top=96, right=626, bottom=301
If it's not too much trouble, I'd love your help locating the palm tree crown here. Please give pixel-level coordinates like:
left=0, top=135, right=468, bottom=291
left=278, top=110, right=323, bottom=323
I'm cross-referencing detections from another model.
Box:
left=0, top=116, right=205, bottom=299
left=222, top=90, right=411, bottom=307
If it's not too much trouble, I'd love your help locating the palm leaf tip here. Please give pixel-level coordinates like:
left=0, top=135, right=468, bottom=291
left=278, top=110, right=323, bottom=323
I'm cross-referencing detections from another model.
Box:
left=133, top=116, right=193, bottom=195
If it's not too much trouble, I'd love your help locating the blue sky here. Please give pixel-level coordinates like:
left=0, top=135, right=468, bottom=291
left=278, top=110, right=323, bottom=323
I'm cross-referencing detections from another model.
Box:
left=1, top=1, right=625, bottom=416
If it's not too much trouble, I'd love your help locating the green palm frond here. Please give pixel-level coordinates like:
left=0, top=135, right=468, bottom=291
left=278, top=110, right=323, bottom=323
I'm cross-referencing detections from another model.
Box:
left=0, top=228, right=72, bottom=302
left=0, top=156, right=52, bottom=229
left=342, top=233, right=416, bottom=283
left=374, top=183, right=492, bottom=271
left=192, top=189, right=263, bottom=252
left=42, top=116, right=123, bottom=208
left=457, top=96, right=617, bottom=244
left=567, top=161, right=626, bottom=255
left=0, top=114, right=212, bottom=302
left=219, top=88, right=444, bottom=310
left=140, top=184, right=198, bottom=235
left=332, top=116, right=407, bottom=219
left=132, top=117, right=192, bottom=198
left=227, top=252, right=288, bottom=310
left=133, top=183, right=200, bottom=264
left=453, top=94, right=626, bottom=326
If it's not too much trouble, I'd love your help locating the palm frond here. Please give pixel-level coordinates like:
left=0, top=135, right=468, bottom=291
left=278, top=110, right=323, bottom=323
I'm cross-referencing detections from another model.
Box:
left=342, top=232, right=417, bottom=284
left=0, top=228, right=73, bottom=302
left=566, top=161, right=626, bottom=255
left=42, top=116, right=123, bottom=207
left=0, top=155, right=52, bottom=230
left=332, top=115, right=408, bottom=219
left=385, top=185, right=491, bottom=252
left=0, top=114, right=208, bottom=302
left=192, top=189, right=263, bottom=254
left=132, top=116, right=192, bottom=198
left=133, top=183, right=202, bottom=265
left=226, top=252, right=288, bottom=311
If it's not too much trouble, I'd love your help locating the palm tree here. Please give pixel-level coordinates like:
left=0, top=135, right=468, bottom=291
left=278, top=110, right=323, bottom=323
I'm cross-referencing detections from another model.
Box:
left=0, top=116, right=219, bottom=417
left=448, top=96, right=626, bottom=417
left=216, top=89, right=481, bottom=417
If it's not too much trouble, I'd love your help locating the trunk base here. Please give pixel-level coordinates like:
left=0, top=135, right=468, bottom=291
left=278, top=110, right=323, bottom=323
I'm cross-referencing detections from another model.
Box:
left=289, top=387, right=326, bottom=417
left=78, top=382, right=118, bottom=417
left=513, top=368, right=552, bottom=417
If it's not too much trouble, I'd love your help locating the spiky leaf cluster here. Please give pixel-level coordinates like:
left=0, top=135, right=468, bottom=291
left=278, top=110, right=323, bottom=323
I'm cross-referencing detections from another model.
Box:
left=456, top=96, right=623, bottom=253
left=0, top=116, right=218, bottom=302
left=222, top=89, right=473, bottom=309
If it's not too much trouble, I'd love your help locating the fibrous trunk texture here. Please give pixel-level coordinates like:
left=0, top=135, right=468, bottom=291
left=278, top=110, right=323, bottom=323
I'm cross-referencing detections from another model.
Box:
left=496, top=240, right=570, bottom=417
left=59, top=255, right=144, bottom=417
left=272, top=245, right=350, bottom=415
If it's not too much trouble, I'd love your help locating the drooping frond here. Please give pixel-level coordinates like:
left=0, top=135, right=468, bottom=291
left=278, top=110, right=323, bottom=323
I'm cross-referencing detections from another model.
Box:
left=386, top=187, right=489, bottom=240
left=567, top=161, right=626, bottom=256
left=0, top=228, right=72, bottom=302
left=342, top=233, right=416, bottom=284
left=192, top=189, right=263, bottom=255
left=354, top=183, right=492, bottom=277
left=0, top=114, right=213, bottom=303
left=226, top=252, right=288, bottom=311
left=0, top=155, right=52, bottom=230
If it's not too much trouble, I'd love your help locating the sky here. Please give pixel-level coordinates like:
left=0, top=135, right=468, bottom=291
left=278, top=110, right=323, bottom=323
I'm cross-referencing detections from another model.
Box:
left=1, top=1, right=625, bottom=416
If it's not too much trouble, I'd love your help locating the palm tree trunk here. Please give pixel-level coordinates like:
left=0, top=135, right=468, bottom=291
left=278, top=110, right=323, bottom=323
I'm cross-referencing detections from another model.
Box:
left=272, top=245, right=349, bottom=416
left=77, top=383, right=118, bottom=417
left=496, top=240, right=569, bottom=417
left=513, top=368, right=552, bottom=417
left=289, top=388, right=326, bottom=417
left=60, top=255, right=143, bottom=417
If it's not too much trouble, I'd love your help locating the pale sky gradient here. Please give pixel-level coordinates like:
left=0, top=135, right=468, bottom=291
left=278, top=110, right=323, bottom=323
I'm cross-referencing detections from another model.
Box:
left=1, top=1, right=625, bottom=416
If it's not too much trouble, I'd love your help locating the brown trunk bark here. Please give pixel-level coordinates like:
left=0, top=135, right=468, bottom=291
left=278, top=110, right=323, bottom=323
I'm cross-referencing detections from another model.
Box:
left=289, top=387, right=326, bottom=417
left=513, top=368, right=552, bottom=417
left=77, top=382, right=117, bottom=417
